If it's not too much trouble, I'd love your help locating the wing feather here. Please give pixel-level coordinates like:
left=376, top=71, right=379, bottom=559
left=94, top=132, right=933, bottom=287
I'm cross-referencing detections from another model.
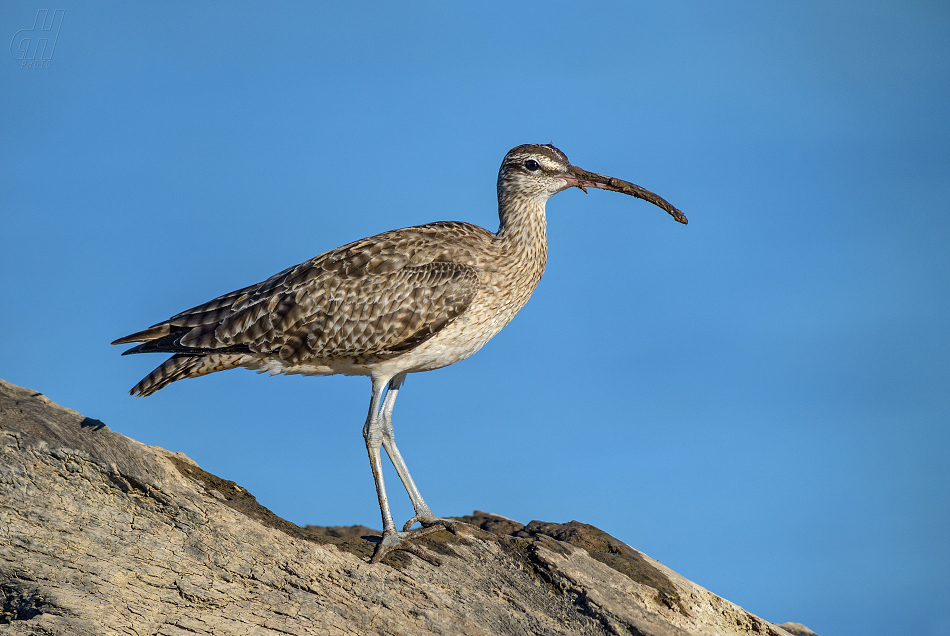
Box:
left=115, top=223, right=488, bottom=362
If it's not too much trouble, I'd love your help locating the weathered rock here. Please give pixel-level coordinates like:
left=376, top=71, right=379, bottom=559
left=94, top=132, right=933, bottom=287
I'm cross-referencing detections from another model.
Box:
left=775, top=623, right=819, bottom=636
left=0, top=378, right=818, bottom=636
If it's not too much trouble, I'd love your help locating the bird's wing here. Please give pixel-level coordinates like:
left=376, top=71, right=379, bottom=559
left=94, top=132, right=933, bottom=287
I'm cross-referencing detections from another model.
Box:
left=117, top=225, right=485, bottom=361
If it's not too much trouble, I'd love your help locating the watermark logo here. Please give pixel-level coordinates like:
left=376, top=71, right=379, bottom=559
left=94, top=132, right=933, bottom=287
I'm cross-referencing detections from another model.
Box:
left=10, top=9, right=65, bottom=69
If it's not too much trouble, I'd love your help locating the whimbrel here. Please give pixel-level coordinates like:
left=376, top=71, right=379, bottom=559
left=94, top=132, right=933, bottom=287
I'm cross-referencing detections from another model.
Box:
left=112, top=144, right=687, bottom=563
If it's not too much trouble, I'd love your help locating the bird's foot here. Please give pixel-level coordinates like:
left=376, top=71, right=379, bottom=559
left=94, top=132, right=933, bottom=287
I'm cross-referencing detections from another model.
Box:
left=402, top=513, right=460, bottom=534
left=370, top=516, right=462, bottom=565
left=370, top=524, right=450, bottom=566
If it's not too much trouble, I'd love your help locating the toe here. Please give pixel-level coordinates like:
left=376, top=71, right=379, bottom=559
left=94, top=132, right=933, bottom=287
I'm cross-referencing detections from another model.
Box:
left=402, top=515, right=461, bottom=534
left=370, top=530, right=443, bottom=566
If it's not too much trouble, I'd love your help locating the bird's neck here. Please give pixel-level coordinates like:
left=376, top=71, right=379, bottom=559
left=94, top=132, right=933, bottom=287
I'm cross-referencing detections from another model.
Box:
left=495, top=194, right=549, bottom=274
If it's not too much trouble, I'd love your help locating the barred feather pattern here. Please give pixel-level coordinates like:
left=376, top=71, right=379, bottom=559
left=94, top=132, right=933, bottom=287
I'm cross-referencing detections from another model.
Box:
left=130, top=353, right=249, bottom=397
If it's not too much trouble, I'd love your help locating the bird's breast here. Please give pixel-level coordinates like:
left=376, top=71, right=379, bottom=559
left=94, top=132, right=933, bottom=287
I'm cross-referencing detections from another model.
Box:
left=383, top=245, right=547, bottom=375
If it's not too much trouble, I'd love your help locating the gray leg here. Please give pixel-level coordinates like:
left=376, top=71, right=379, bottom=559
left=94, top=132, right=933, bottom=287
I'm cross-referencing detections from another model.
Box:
left=363, top=377, right=396, bottom=535
left=364, top=375, right=450, bottom=565
left=378, top=374, right=459, bottom=534
left=378, top=374, right=434, bottom=524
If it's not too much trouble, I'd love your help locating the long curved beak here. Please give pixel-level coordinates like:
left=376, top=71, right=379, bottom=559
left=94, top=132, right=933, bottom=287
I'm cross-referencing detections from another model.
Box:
left=563, top=165, right=688, bottom=225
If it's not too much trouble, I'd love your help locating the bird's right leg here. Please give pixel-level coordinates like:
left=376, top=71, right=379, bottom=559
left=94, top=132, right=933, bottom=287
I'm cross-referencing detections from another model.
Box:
left=378, top=374, right=459, bottom=536
left=364, top=377, right=443, bottom=565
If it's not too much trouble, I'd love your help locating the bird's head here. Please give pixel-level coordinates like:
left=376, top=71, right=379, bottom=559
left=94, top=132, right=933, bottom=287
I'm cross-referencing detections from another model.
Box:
left=498, top=144, right=687, bottom=225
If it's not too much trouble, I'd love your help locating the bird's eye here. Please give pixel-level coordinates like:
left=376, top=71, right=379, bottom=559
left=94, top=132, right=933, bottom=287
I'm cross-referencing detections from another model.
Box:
left=524, top=159, right=541, bottom=172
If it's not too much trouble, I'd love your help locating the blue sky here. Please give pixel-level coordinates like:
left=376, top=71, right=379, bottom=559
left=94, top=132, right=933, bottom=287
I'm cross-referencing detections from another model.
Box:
left=2, top=2, right=948, bottom=635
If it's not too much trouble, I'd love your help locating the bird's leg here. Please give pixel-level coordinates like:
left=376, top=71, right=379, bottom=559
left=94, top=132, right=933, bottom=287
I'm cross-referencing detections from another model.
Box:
left=365, top=376, right=446, bottom=565
left=363, top=378, right=397, bottom=536
left=379, top=374, right=459, bottom=535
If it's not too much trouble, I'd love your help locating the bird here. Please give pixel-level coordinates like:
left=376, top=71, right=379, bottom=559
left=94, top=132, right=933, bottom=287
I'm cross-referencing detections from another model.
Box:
left=112, top=143, right=687, bottom=564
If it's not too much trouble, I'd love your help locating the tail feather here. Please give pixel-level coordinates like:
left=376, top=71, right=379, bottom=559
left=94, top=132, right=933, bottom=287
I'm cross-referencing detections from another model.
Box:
left=131, top=355, right=201, bottom=397
left=111, top=324, right=172, bottom=346
left=131, top=353, right=248, bottom=397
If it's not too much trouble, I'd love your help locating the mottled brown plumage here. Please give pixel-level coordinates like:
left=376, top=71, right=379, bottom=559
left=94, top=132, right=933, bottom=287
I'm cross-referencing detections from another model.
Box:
left=115, top=221, right=497, bottom=395
left=113, top=143, right=686, bottom=563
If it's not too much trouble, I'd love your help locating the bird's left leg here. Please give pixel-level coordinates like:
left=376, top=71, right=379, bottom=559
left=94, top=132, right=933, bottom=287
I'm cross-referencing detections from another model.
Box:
left=379, top=374, right=459, bottom=535
left=363, top=378, right=398, bottom=538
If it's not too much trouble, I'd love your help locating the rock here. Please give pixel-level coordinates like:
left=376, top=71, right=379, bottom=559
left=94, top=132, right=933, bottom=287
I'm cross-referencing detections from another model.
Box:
left=0, top=378, right=819, bottom=636
left=777, top=623, right=820, bottom=636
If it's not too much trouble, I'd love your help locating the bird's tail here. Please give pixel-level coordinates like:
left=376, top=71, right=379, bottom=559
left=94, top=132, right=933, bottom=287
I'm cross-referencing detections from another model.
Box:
left=131, top=355, right=202, bottom=397
left=129, top=353, right=248, bottom=397
left=130, top=352, right=246, bottom=397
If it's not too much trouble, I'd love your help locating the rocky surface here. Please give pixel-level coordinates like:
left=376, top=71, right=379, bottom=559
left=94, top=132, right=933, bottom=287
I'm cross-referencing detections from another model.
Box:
left=0, top=378, right=818, bottom=636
